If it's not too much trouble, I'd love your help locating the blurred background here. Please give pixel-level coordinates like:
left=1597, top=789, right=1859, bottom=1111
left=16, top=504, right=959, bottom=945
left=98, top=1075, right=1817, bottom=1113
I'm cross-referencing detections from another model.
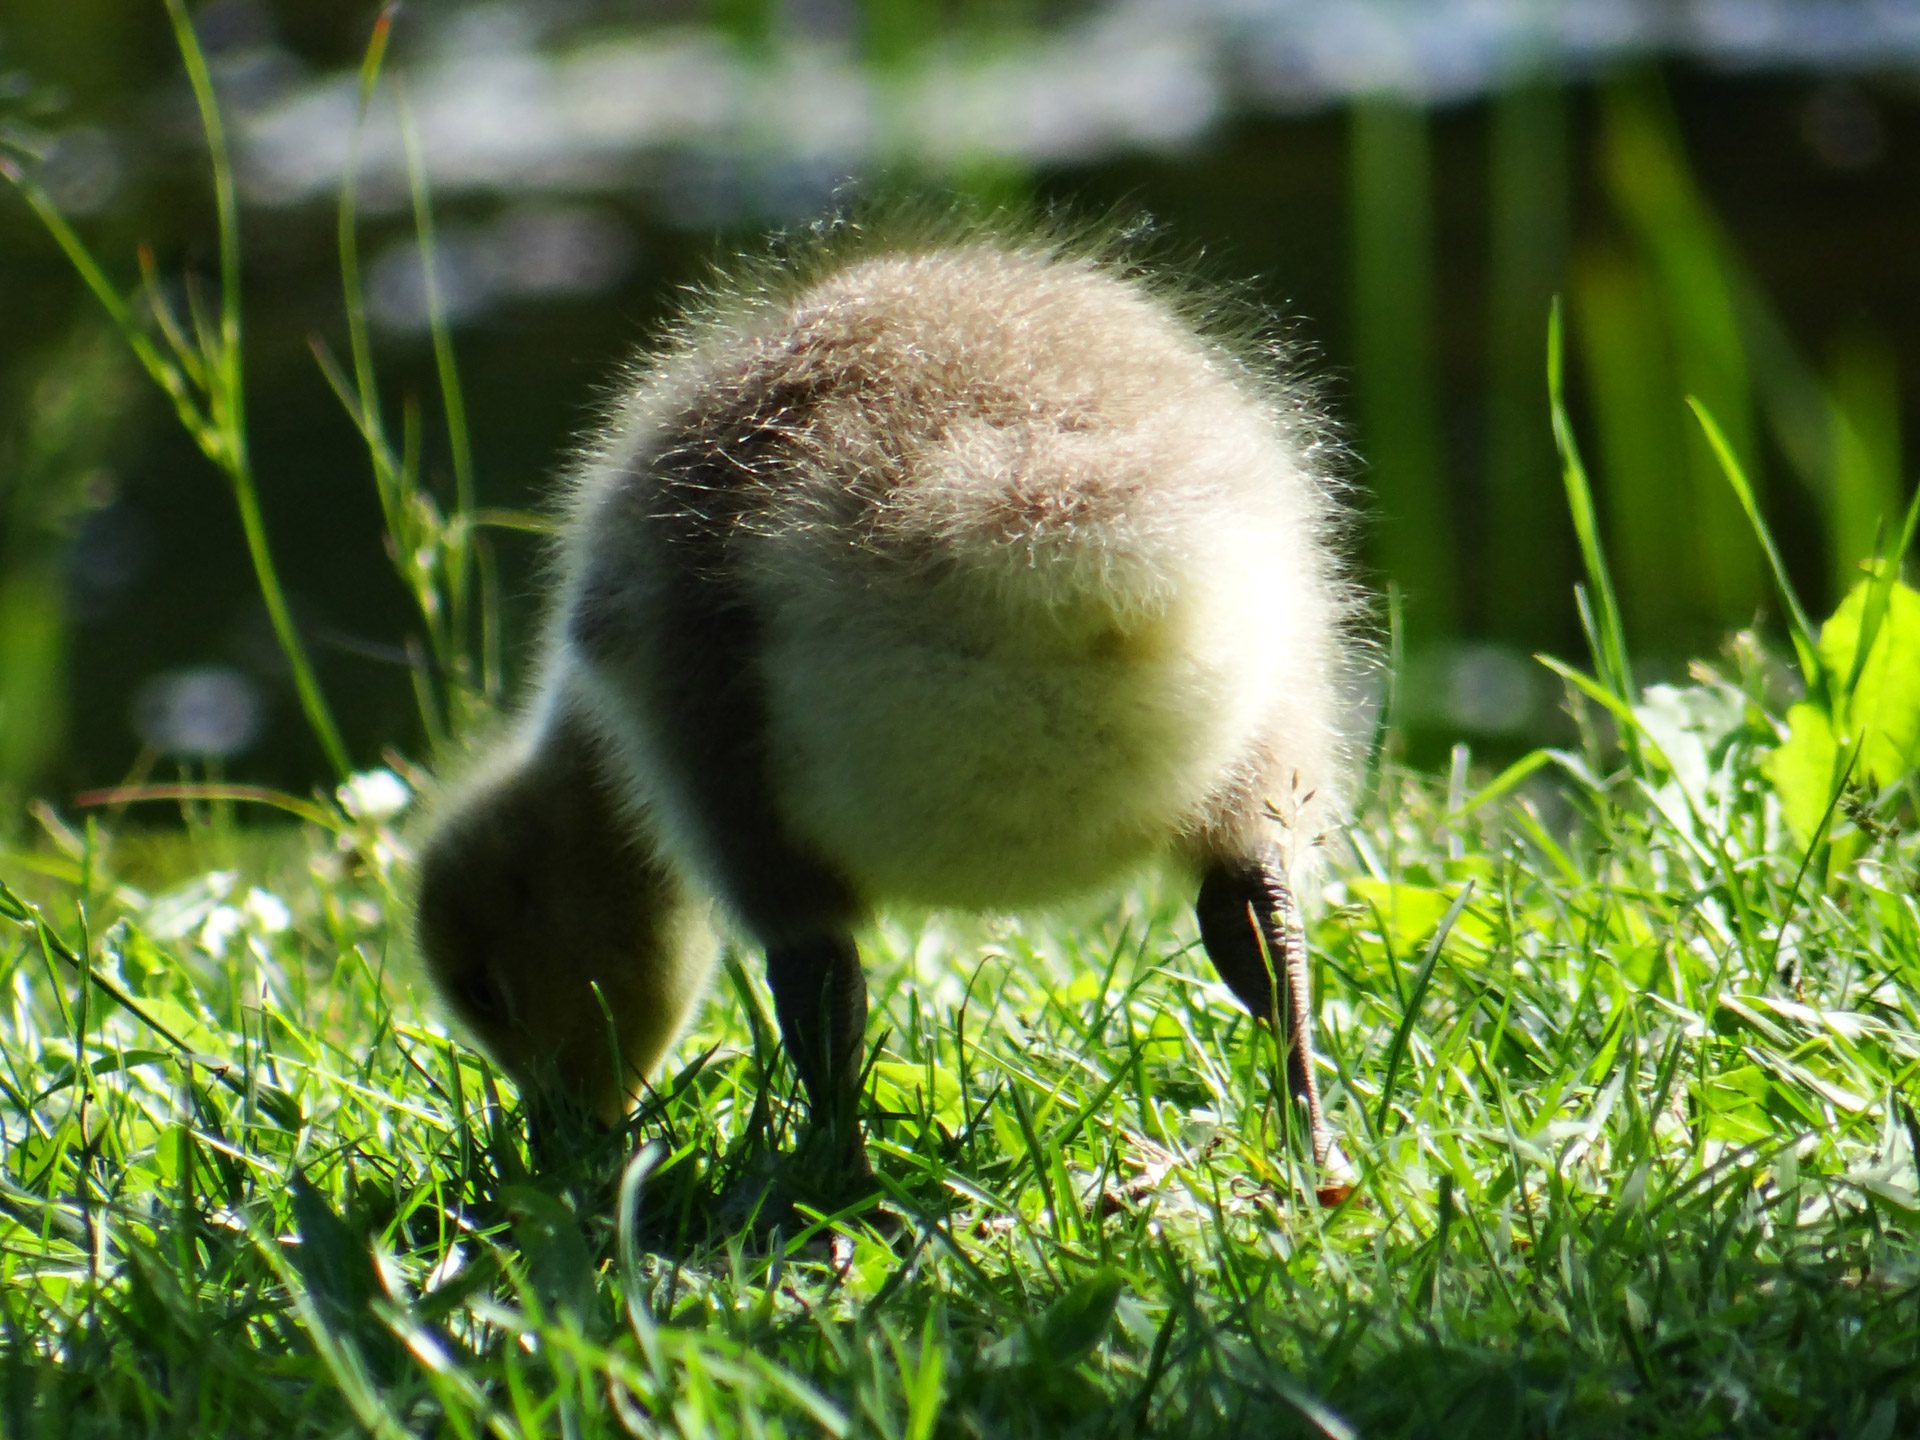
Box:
left=1, top=0, right=1916, bottom=802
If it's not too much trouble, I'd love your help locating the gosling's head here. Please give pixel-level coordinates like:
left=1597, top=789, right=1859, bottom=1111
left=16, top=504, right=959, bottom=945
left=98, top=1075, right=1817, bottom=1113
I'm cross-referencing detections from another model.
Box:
left=412, top=730, right=710, bottom=1124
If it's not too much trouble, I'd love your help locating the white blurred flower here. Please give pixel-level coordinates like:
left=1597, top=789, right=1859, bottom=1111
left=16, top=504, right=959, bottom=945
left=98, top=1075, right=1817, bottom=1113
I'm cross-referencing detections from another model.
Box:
left=200, top=906, right=243, bottom=958
left=338, top=769, right=411, bottom=823
left=146, top=870, right=239, bottom=941
left=244, top=888, right=292, bottom=934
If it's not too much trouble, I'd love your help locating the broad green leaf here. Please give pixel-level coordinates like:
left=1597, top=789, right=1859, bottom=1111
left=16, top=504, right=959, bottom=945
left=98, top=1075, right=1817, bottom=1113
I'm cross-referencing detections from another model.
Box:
left=1062, top=971, right=1103, bottom=1005
left=1349, top=880, right=1452, bottom=957
left=1820, top=577, right=1920, bottom=787
left=1762, top=702, right=1839, bottom=847
left=134, top=996, right=225, bottom=1056
left=1349, top=880, right=1492, bottom=957
left=152, top=1124, right=188, bottom=1188
left=1696, top=1067, right=1772, bottom=1144
left=868, top=1060, right=965, bottom=1130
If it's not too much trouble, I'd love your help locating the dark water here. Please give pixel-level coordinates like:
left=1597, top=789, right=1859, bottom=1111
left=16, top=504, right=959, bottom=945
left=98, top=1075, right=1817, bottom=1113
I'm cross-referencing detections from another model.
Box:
left=4, top=2, right=1919, bottom=798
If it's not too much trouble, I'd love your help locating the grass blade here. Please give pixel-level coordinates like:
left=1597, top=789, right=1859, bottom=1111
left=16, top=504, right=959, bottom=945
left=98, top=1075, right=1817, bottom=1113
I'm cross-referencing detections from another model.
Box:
left=398, top=81, right=479, bottom=675
left=1374, top=882, right=1474, bottom=1135
left=1688, top=397, right=1822, bottom=696
left=1549, top=299, right=1633, bottom=704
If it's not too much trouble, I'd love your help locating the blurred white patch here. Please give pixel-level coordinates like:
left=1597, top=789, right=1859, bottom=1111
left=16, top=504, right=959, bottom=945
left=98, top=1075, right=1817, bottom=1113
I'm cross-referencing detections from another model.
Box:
left=488, top=206, right=634, bottom=298
left=237, top=2, right=1920, bottom=211
left=153, top=879, right=290, bottom=961
left=200, top=905, right=243, bottom=958
left=1443, top=644, right=1538, bottom=734
left=1634, top=679, right=1750, bottom=842
left=37, top=127, right=122, bottom=215
left=366, top=233, right=495, bottom=333
left=145, top=870, right=239, bottom=941
left=366, top=205, right=634, bottom=332
left=133, top=667, right=264, bottom=758
left=1403, top=643, right=1539, bottom=736
left=244, top=887, right=292, bottom=934
left=337, top=768, right=412, bottom=823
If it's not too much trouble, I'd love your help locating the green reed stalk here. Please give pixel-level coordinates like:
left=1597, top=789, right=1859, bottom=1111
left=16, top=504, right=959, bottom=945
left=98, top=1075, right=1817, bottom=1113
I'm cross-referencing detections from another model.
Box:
left=1, top=0, right=353, bottom=779
left=1602, top=78, right=1759, bottom=631
left=164, top=0, right=351, bottom=779
left=1571, top=246, right=1692, bottom=645
left=399, top=86, right=478, bottom=693
left=320, top=8, right=498, bottom=748
left=1825, top=331, right=1903, bottom=601
left=1351, top=95, right=1455, bottom=640
left=1548, top=300, right=1633, bottom=708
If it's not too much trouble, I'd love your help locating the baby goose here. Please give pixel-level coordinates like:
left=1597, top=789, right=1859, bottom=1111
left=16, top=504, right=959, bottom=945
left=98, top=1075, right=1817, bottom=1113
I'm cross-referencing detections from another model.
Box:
left=414, top=219, right=1354, bottom=1179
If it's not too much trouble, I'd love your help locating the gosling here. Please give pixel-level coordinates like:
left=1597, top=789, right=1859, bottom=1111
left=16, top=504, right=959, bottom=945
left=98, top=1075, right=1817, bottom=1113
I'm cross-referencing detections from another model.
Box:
left=414, top=221, right=1354, bottom=1181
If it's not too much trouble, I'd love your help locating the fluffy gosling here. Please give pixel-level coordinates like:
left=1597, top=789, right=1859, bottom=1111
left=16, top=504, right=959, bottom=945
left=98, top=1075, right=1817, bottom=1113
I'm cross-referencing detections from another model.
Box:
left=414, top=222, right=1355, bottom=1180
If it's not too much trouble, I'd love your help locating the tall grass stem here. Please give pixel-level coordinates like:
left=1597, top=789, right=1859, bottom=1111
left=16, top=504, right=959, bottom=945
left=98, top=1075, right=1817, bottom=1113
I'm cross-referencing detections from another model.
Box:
left=1548, top=300, right=1634, bottom=707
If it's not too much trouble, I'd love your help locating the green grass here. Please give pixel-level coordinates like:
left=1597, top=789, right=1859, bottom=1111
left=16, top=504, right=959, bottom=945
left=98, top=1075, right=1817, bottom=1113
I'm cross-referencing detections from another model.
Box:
left=3, top=8, right=1920, bottom=1436
left=2, top=670, right=1919, bottom=1438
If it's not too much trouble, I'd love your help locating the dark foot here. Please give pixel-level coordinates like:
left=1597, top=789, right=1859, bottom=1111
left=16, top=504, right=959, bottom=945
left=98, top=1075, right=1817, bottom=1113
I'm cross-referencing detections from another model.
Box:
left=1195, top=851, right=1331, bottom=1165
left=765, top=933, right=871, bottom=1174
left=521, top=1088, right=622, bottom=1179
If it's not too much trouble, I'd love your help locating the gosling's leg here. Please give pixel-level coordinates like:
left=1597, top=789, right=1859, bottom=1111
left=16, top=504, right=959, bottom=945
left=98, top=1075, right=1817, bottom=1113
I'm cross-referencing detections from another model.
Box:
left=568, top=431, right=875, bottom=1185
left=765, top=934, right=870, bottom=1176
left=1194, top=853, right=1330, bottom=1166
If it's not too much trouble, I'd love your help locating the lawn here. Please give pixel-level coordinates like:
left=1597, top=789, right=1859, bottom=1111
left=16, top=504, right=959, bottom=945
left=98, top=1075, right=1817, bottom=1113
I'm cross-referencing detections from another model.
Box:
left=2, top=8, right=1918, bottom=1435
left=3, top=615, right=1918, bottom=1437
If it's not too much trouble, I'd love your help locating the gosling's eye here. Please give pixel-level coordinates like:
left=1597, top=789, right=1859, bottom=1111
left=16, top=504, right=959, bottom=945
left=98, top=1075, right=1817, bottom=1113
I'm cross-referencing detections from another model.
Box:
left=456, top=967, right=509, bottom=1026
